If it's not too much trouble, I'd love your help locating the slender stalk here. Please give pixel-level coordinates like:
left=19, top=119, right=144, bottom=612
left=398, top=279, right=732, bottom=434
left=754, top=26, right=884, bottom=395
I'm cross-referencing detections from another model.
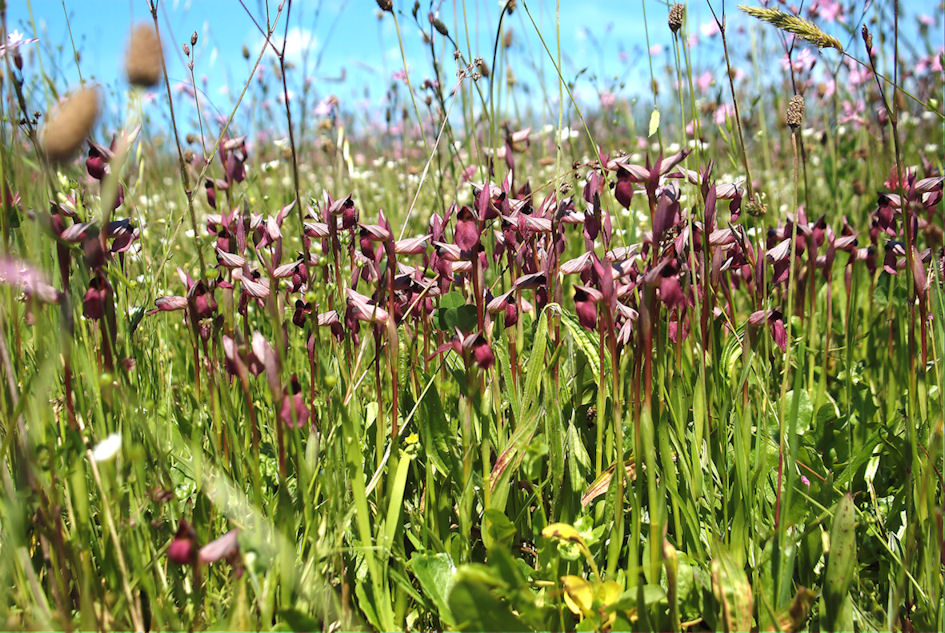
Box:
left=150, top=0, right=206, bottom=280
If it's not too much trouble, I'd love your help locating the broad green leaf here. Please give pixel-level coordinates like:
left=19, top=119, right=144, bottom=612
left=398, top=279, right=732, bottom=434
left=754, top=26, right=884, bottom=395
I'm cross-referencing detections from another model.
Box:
left=558, top=307, right=602, bottom=385
left=275, top=608, right=320, bottom=632
left=490, top=410, right=539, bottom=494
left=483, top=509, right=517, bottom=548
left=439, top=291, right=465, bottom=309
left=711, top=547, right=753, bottom=633
left=521, top=305, right=550, bottom=418
left=410, top=553, right=457, bottom=626
left=567, top=419, right=592, bottom=487
left=381, top=449, right=414, bottom=549
left=782, top=389, right=814, bottom=435
left=448, top=575, right=528, bottom=632
left=823, top=493, right=856, bottom=632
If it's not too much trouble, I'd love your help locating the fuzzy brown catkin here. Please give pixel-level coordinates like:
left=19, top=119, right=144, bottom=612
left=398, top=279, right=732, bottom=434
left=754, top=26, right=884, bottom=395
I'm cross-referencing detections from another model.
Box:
left=41, top=86, right=100, bottom=163
left=125, top=23, right=163, bottom=87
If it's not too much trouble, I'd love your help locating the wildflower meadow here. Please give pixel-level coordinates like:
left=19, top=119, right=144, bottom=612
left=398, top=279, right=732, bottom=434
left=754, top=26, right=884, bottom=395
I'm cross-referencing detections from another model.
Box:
left=0, top=0, right=942, bottom=631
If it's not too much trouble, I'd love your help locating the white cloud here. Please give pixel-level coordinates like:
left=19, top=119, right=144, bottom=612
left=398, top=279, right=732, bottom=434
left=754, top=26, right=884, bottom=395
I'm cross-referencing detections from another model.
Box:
left=257, top=27, right=319, bottom=67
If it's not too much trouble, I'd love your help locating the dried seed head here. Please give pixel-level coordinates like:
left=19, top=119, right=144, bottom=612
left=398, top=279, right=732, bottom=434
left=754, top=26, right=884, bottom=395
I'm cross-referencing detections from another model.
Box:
left=475, top=57, right=490, bottom=78
left=668, top=4, right=685, bottom=34
left=41, top=86, right=100, bottom=163
left=376, top=0, right=393, bottom=11
left=125, top=23, right=163, bottom=87
left=430, top=14, right=449, bottom=37
left=745, top=199, right=768, bottom=218
left=786, top=94, right=805, bottom=128
left=242, top=45, right=250, bottom=59
left=895, top=89, right=906, bottom=111
left=502, top=28, right=513, bottom=48
left=861, top=25, right=873, bottom=57
left=191, top=31, right=198, bottom=47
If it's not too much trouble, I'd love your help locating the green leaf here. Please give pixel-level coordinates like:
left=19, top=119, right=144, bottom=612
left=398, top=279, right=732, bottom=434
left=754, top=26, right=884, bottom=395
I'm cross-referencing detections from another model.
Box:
left=558, top=307, right=602, bottom=385
left=410, top=553, right=457, bottom=626
left=521, top=306, right=550, bottom=418
left=440, top=291, right=465, bottom=309
left=381, top=449, right=414, bottom=549
left=782, top=389, right=813, bottom=435
left=711, top=547, right=753, bottom=633
left=275, top=608, right=320, bottom=632
left=823, top=493, right=856, bottom=632
left=448, top=575, right=529, bottom=632
left=454, top=304, right=478, bottom=333
left=608, top=584, right=667, bottom=611
left=484, top=509, right=517, bottom=548
left=490, top=409, right=540, bottom=494
left=567, top=420, right=592, bottom=488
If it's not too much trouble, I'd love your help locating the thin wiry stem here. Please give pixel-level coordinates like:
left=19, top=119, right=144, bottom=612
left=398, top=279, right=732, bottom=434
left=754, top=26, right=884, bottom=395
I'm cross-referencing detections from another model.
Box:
left=150, top=0, right=206, bottom=280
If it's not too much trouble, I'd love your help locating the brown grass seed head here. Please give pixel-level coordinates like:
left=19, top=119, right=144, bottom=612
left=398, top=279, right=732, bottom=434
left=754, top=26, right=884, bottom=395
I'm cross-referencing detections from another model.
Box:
left=786, top=95, right=805, bottom=128
left=668, top=4, right=685, bottom=34
left=125, top=23, right=163, bottom=87
left=40, top=85, right=100, bottom=163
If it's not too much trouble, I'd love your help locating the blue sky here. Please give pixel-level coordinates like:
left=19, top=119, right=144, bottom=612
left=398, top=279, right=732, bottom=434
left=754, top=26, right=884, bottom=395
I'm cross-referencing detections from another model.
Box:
left=6, top=1, right=940, bottom=133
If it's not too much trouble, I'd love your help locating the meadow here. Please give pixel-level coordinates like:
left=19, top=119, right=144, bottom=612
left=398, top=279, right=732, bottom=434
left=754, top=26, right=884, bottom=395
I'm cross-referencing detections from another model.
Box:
left=0, top=0, right=942, bottom=631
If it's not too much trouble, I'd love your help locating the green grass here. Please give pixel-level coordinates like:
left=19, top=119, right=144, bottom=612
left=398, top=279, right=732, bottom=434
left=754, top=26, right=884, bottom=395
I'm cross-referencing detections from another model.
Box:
left=0, top=1, right=943, bottom=631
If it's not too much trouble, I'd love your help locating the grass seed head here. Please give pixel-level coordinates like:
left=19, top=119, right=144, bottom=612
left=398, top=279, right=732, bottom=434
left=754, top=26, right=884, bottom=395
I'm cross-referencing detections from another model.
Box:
left=739, top=5, right=843, bottom=52
left=668, top=4, right=685, bottom=34
left=40, top=85, right=100, bottom=163
left=125, top=23, right=163, bottom=87
left=786, top=95, right=805, bottom=128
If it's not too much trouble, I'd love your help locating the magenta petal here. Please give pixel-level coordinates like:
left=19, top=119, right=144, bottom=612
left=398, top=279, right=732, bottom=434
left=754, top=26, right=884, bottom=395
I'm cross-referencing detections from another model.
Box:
left=199, top=530, right=239, bottom=564
left=771, top=318, right=787, bottom=352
